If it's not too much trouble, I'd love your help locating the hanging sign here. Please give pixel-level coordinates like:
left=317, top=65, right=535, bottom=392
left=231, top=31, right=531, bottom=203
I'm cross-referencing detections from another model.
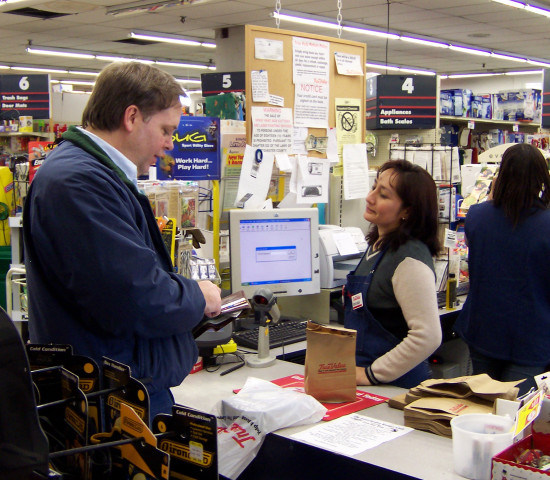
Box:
left=0, top=74, right=50, bottom=119
left=366, top=75, right=437, bottom=130
left=201, top=71, right=245, bottom=96
left=157, top=116, right=221, bottom=181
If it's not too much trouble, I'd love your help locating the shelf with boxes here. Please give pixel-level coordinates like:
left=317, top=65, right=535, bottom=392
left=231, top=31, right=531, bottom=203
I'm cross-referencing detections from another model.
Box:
left=440, top=88, right=543, bottom=148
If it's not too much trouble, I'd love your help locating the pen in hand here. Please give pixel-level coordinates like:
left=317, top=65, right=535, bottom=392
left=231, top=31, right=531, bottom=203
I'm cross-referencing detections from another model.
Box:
left=220, top=362, right=245, bottom=376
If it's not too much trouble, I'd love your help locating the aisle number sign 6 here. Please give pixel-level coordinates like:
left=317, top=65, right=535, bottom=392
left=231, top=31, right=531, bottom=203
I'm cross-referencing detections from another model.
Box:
left=19, top=76, right=30, bottom=90
left=402, top=77, right=414, bottom=94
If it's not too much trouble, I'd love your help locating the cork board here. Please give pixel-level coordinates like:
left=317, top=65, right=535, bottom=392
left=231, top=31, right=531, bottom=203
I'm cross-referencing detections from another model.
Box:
left=245, top=24, right=366, bottom=157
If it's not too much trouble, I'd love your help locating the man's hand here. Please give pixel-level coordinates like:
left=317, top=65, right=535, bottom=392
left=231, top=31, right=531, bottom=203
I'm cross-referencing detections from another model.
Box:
left=198, top=280, right=222, bottom=317
left=356, top=366, right=372, bottom=386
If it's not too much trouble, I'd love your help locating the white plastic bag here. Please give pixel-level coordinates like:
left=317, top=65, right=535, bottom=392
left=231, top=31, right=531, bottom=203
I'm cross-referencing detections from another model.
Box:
left=214, top=377, right=327, bottom=479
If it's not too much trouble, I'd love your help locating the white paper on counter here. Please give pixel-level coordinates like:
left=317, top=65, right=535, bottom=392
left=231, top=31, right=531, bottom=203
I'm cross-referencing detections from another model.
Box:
left=291, top=414, right=412, bottom=457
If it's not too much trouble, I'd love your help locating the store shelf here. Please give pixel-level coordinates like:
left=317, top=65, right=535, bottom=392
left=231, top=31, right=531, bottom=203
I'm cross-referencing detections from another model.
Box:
left=440, top=116, right=540, bottom=128
left=0, top=131, right=52, bottom=138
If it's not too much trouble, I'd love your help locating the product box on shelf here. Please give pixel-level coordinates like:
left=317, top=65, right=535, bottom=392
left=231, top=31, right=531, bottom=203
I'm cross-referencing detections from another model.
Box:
left=493, top=89, right=542, bottom=122
left=440, top=89, right=472, bottom=117
left=471, top=94, right=492, bottom=119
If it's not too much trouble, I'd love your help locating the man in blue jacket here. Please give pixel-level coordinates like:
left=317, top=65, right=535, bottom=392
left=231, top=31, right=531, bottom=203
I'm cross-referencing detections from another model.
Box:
left=23, top=62, right=222, bottom=420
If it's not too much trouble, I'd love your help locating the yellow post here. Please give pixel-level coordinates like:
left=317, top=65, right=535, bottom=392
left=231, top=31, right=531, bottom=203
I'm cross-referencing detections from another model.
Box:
left=212, top=180, right=220, bottom=271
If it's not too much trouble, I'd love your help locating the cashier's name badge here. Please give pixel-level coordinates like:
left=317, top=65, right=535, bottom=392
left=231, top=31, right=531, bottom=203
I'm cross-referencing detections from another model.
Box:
left=351, top=293, right=363, bottom=310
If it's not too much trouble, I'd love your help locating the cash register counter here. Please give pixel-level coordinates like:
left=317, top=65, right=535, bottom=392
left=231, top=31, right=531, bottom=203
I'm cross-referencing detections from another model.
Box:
left=171, top=359, right=465, bottom=480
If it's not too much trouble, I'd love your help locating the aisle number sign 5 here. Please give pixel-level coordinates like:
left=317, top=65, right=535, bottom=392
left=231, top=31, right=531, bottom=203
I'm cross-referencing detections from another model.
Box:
left=402, top=77, right=414, bottom=94
left=222, top=74, right=232, bottom=89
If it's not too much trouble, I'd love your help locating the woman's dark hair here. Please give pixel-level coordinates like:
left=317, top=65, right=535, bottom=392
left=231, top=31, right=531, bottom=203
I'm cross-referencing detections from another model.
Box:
left=366, top=159, right=441, bottom=255
left=82, top=62, right=184, bottom=131
left=492, top=143, right=550, bottom=227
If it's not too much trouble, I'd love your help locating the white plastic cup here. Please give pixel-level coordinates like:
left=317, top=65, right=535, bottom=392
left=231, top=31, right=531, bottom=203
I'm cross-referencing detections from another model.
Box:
left=450, top=413, right=514, bottom=480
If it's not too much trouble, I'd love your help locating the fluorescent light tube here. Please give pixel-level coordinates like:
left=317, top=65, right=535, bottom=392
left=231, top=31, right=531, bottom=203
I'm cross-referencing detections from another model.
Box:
left=400, top=36, right=448, bottom=48
left=366, top=63, right=435, bottom=76
left=96, top=55, right=154, bottom=64
left=130, top=31, right=216, bottom=48
left=12, top=66, right=68, bottom=74
left=156, top=60, right=213, bottom=69
left=175, top=78, right=202, bottom=85
left=491, top=53, right=527, bottom=62
left=68, top=70, right=99, bottom=76
left=344, top=26, right=400, bottom=40
left=524, top=4, right=550, bottom=17
left=491, top=0, right=525, bottom=8
left=27, top=47, right=94, bottom=60
left=272, top=12, right=340, bottom=29
left=527, top=59, right=550, bottom=67
left=449, top=45, right=491, bottom=56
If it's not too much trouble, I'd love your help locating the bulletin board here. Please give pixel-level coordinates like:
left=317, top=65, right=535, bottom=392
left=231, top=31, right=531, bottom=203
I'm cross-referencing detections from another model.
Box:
left=244, top=24, right=366, bottom=157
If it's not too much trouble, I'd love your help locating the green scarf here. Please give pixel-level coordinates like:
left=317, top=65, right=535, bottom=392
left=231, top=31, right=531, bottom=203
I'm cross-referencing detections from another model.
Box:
left=62, top=125, right=139, bottom=196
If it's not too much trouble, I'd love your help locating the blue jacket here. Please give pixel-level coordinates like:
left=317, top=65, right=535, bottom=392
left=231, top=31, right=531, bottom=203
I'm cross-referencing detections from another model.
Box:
left=23, top=127, right=205, bottom=394
left=454, top=201, right=550, bottom=366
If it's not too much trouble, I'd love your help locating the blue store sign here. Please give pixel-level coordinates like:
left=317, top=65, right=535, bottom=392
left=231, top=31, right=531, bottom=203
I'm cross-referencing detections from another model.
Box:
left=157, top=116, right=221, bottom=181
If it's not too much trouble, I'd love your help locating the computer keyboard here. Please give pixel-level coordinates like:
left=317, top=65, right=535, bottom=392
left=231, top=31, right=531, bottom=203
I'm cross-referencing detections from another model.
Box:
left=232, top=319, right=307, bottom=349
left=437, top=282, right=469, bottom=308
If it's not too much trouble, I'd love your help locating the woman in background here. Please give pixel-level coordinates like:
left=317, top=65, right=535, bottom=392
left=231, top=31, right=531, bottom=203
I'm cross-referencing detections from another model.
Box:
left=345, top=160, right=442, bottom=388
left=454, top=143, right=550, bottom=395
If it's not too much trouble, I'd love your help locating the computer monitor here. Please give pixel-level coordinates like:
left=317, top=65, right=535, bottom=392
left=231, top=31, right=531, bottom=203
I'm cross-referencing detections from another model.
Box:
left=229, top=207, right=320, bottom=300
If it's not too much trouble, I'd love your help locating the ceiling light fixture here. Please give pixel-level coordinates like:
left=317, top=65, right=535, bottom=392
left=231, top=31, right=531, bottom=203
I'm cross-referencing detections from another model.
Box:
left=95, top=55, right=154, bottom=64
left=492, top=0, right=550, bottom=17
left=527, top=59, right=550, bottom=67
left=175, top=78, right=202, bottom=85
left=449, top=45, right=491, bottom=56
left=504, top=70, right=543, bottom=75
left=344, top=26, right=400, bottom=40
left=156, top=60, right=215, bottom=70
left=400, top=36, right=448, bottom=48
left=491, top=52, right=527, bottom=62
left=27, top=46, right=94, bottom=60
left=130, top=30, right=216, bottom=48
left=11, top=66, right=68, bottom=74
left=271, top=11, right=340, bottom=30
left=106, top=0, right=184, bottom=16
left=491, top=0, right=526, bottom=7
left=68, top=70, right=100, bottom=76
left=366, top=62, right=436, bottom=76
left=26, top=45, right=215, bottom=70
left=276, top=9, right=550, bottom=70
left=442, top=73, right=502, bottom=79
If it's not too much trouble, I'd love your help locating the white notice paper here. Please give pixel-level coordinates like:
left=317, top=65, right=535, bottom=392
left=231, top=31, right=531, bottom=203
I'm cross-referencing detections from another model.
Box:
left=292, top=37, right=330, bottom=84
left=291, top=414, right=412, bottom=456
left=255, top=38, right=284, bottom=61
left=294, top=80, right=329, bottom=128
left=251, top=70, right=269, bottom=102
left=296, top=155, right=330, bottom=205
left=334, top=52, right=364, bottom=76
left=234, top=144, right=275, bottom=209
left=343, top=143, right=369, bottom=200
left=251, top=106, right=293, bottom=153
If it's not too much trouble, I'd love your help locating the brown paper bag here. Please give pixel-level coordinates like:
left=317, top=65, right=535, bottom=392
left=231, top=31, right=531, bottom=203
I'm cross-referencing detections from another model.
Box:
left=304, top=321, right=357, bottom=403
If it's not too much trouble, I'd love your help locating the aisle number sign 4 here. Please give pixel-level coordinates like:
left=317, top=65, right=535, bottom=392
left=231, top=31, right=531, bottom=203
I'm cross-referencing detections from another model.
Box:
left=401, top=77, right=414, bottom=94
left=366, top=74, right=437, bottom=130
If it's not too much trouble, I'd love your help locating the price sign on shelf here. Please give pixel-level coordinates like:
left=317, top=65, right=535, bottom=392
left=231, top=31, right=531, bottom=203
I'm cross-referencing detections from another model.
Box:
left=513, top=124, right=519, bottom=132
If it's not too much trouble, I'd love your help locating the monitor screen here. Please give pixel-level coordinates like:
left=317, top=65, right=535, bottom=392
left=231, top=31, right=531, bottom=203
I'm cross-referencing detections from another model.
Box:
left=229, top=208, right=320, bottom=299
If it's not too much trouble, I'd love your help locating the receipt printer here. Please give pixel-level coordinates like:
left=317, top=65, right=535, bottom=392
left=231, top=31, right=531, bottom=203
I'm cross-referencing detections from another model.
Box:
left=319, top=225, right=367, bottom=288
